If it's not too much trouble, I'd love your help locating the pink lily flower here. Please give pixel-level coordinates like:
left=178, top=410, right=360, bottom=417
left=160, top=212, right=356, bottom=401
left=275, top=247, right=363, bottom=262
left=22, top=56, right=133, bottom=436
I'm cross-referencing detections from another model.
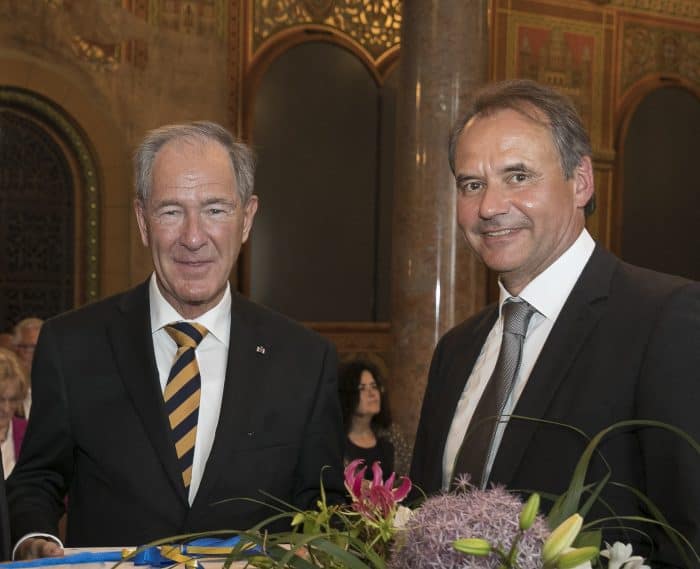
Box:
left=344, top=459, right=411, bottom=519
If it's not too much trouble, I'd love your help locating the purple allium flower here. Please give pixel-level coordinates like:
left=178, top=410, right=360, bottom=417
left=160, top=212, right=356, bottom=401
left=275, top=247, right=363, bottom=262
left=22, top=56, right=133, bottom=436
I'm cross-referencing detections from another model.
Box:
left=389, top=483, right=550, bottom=569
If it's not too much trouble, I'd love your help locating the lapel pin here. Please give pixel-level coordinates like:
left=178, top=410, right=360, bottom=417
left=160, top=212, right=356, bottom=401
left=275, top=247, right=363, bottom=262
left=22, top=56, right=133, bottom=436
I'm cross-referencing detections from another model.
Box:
left=256, top=345, right=266, bottom=354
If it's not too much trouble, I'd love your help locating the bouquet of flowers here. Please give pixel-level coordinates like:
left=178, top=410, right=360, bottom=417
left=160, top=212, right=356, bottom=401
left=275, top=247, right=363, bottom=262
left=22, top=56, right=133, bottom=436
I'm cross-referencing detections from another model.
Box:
left=131, top=419, right=698, bottom=568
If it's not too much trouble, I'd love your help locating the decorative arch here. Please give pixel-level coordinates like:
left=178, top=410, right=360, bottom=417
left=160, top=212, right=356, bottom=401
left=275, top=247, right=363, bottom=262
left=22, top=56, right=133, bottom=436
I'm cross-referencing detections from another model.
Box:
left=0, top=86, right=100, bottom=325
left=242, top=28, right=399, bottom=137
left=612, top=75, right=700, bottom=253
left=0, top=87, right=100, bottom=301
left=0, top=50, right=133, bottom=301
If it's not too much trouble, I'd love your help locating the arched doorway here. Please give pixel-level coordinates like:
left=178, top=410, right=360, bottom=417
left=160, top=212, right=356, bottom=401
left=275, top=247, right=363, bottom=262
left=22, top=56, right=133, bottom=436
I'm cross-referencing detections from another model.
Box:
left=246, top=40, right=397, bottom=323
left=619, top=86, right=700, bottom=280
left=0, top=87, right=100, bottom=331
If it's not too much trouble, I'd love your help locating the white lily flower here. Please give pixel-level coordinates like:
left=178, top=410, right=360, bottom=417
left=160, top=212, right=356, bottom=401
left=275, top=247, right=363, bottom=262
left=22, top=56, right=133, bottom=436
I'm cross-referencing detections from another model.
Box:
left=599, top=542, right=650, bottom=569
left=600, top=542, right=634, bottom=569
left=622, top=558, right=650, bottom=569
left=393, top=505, right=414, bottom=530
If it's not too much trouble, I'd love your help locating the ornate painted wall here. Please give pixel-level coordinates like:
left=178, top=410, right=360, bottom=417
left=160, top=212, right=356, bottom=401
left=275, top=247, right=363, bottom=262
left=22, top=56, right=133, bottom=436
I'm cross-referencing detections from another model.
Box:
left=0, top=0, right=232, bottom=315
left=489, top=0, right=699, bottom=248
left=0, top=0, right=696, bottom=331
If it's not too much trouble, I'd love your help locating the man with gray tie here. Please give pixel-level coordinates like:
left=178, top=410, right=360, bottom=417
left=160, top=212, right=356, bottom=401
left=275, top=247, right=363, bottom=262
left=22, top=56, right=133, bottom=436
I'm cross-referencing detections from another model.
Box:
left=8, top=121, right=345, bottom=559
left=410, top=80, right=700, bottom=567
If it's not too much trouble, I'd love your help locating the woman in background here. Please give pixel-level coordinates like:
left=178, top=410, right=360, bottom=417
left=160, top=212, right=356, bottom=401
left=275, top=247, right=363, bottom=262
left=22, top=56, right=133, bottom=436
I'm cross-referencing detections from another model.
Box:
left=339, top=360, right=394, bottom=478
left=0, top=348, right=28, bottom=478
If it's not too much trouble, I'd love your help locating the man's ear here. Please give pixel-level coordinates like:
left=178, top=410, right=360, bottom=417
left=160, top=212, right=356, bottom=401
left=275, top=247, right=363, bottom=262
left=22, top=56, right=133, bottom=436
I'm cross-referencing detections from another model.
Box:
left=134, top=199, right=150, bottom=247
left=573, top=156, right=595, bottom=209
left=241, top=195, right=259, bottom=244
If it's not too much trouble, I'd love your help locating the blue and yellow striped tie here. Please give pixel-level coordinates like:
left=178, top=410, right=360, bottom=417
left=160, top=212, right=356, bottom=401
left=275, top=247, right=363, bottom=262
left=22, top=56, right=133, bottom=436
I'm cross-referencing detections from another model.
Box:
left=164, top=322, right=208, bottom=489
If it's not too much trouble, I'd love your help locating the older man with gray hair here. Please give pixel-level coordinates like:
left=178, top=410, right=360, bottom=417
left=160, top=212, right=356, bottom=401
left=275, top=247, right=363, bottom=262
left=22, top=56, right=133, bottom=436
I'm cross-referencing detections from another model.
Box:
left=8, top=121, right=345, bottom=559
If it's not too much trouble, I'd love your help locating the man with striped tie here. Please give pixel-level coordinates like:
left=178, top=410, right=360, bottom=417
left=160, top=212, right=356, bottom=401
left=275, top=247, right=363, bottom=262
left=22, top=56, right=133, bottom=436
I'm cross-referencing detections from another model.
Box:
left=7, top=121, right=346, bottom=558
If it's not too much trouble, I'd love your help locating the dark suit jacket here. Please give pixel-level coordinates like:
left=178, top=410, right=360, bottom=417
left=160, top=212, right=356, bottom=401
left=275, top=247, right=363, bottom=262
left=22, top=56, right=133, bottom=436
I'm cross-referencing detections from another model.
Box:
left=7, top=282, right=345, bottom=547
left=411, top=246, right=700, bottom=568
left=0, top=459, right=9, bottom=560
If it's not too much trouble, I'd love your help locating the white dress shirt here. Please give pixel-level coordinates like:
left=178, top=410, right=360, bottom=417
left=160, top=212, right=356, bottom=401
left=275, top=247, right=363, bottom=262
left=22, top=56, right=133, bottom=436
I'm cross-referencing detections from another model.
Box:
left=149, top=274, right=231, bottom=504
left=442, top=229, right=595, bottom=490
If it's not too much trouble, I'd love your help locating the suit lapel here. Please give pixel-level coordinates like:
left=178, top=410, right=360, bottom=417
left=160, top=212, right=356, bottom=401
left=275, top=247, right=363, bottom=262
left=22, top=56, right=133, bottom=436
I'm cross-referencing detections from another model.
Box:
left=194, top=293, right=271, bottom=504
left=108, top=281, right=189, bottom=505
left=491, top=246, right=618, bottom=487
left=437, top=309, right=498, bottom=445
left=425, top=307, right=498, bottom=488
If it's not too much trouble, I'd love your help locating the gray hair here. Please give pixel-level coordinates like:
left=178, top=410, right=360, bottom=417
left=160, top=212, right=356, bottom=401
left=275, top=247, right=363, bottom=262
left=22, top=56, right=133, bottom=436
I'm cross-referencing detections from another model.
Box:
left=448, top=79, right=595, bottom=216
left=134, top=121, right=256, bottom=204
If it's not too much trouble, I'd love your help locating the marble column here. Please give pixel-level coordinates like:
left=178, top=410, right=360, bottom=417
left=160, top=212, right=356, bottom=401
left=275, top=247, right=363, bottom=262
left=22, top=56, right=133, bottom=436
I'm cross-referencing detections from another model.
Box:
left=389, top=0, right=490, bottom=446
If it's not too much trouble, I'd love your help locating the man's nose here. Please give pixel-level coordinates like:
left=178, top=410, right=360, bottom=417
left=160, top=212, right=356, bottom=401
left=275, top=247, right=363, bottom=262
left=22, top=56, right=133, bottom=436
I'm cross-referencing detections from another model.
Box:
left=478, top=183, right=509, bottom=219
left=180, top=213, right=207, bottom=249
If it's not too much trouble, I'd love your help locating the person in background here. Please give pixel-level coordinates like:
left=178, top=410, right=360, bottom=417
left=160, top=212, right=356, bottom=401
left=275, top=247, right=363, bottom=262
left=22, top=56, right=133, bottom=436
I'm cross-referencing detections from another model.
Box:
left=0, top=349, right=28, bottom=479
left=12, top=318, right=43, bottom=417
left=339, top=360, right=394, bottom=478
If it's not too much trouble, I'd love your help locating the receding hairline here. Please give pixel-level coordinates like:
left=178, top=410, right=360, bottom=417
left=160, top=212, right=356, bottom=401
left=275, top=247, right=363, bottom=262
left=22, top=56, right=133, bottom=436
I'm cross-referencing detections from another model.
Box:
left=458, top=101, right=554, bottom=142
left=453, top=104, right=560, bottom=165
left=146, top=136, right=239, bottom=197
left=152, top=134, right=234, bottom=166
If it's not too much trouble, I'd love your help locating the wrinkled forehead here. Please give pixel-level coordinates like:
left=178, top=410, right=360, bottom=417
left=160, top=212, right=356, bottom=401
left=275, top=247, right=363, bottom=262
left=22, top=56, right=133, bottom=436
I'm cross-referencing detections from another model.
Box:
left=157, top=136, right=229, bottom=162
left=457, top=105, right=557, bottom=160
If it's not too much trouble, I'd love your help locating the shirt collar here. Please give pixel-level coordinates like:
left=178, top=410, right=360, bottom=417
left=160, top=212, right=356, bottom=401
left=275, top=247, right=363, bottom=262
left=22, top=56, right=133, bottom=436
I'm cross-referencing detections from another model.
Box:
left=148, top=273, right=231, bottom=347
left=498, top=229, right=595, bottom=320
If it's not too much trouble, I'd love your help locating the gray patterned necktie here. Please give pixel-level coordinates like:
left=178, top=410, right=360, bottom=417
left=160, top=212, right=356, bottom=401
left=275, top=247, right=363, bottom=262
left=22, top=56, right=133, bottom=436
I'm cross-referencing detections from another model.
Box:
left=452, top=299, right=537, bottom=488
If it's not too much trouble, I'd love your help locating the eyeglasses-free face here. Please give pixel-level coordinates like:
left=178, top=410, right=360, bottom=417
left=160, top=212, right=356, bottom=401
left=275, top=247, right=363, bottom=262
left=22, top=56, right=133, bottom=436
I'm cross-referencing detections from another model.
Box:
left=355, top=370, right=383, bottom=418
left=357, top=382, right=384, bottom=394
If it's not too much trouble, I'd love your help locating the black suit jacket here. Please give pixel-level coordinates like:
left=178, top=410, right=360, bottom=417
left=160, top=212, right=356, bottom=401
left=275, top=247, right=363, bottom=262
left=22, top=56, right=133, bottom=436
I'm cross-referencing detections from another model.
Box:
left=0, top=461, right=9, bottom=560
left=411, top=246, right=700, bottom=567
left=7, top=282, right=345, bottom=547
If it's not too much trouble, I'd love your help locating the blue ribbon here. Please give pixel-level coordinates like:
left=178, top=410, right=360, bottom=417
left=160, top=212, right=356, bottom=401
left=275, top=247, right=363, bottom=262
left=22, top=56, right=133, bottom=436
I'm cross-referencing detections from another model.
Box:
left=2, top=537, right=253, bottom=568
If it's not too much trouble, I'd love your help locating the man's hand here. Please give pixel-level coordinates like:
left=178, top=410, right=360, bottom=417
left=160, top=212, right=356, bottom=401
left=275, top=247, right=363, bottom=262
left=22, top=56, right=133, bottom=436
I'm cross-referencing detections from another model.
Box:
left=15, top=537, right=64, bottom=560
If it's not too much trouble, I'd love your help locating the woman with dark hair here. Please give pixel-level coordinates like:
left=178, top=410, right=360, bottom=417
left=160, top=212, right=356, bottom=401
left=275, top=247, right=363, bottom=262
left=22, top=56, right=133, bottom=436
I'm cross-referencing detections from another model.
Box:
left=338, top=360, right=394, bottom=478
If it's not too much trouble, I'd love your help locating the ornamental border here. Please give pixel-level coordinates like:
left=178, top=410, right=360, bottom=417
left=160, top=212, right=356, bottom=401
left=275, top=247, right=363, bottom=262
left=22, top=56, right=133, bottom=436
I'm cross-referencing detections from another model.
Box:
left=0, top=86, right=100, bottom=303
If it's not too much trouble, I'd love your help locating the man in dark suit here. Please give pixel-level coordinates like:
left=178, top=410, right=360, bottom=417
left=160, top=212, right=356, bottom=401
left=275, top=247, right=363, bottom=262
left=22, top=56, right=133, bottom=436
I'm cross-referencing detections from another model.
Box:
left=410, top=80, right=699, bottom=567
left=7, top=121, right=345, bottom=558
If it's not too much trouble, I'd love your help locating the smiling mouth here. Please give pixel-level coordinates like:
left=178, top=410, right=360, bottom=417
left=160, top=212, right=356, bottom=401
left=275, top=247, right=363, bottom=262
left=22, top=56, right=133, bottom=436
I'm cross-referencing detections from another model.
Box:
left=482, top=228, right=521, bottom=237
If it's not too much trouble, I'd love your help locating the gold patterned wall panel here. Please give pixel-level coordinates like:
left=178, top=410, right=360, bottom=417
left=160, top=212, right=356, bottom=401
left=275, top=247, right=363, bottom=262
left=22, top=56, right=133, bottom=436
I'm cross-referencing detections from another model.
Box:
left=617, top=14, right=699, bottom=98
left=67, top=1, right=228, bottom=74
left=252, top=0, right=401, bottom=63
left=492, top=0, right=698, bottom=252
left=610, top=0, right=699, bottom=20
left=502, top=9, right=609, bottom=150
left=133, top=0, right=229, bottom=37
